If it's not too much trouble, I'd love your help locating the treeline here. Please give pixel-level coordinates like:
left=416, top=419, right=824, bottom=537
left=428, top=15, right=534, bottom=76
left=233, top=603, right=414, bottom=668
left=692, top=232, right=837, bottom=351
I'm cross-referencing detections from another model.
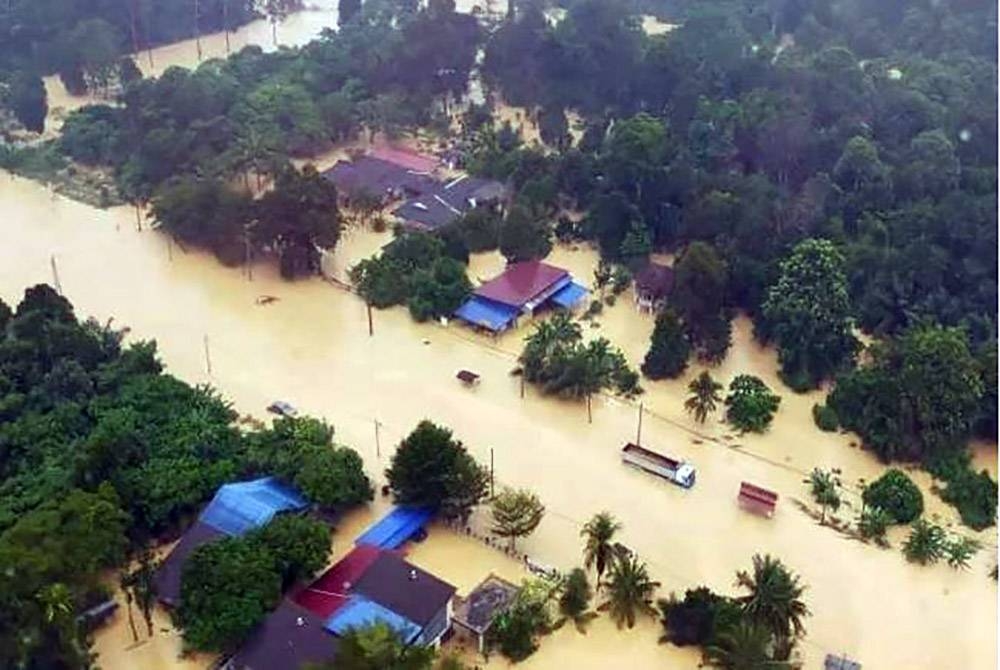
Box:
left=51, top=1, right=480, bottom=271
left=471, top=0, right=996, bottom=522
left=0, top=285, right=372, bottom=668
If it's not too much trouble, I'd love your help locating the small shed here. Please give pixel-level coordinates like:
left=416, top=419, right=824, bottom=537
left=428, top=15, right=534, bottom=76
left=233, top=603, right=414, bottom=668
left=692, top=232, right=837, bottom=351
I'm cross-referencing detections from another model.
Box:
left=633, top=262, right=674, bottom=313
left=452, top=574, right=520, bottom=653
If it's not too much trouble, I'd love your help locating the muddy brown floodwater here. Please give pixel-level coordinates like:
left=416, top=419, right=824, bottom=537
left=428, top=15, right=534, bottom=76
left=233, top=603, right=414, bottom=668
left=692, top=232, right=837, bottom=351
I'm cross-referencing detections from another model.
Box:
left=1, top=173, right=996, bottom=670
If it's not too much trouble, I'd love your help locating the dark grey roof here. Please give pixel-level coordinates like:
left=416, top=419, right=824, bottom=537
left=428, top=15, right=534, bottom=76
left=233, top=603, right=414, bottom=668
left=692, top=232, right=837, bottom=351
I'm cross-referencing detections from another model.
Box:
left=228, top=600, right=339, bottom=670
left=351, top=553, right=456, bottom=627
left=453, top=575, right=519, bottom=634
left=634, top=262, right=674, bottom=299
left=322, top=157, right=437, bottom=199
left=394, top=176, right=506, bottom=230
left=825, top=654, right=862, bottom=670
left=154, top=521, right=226, bottom=607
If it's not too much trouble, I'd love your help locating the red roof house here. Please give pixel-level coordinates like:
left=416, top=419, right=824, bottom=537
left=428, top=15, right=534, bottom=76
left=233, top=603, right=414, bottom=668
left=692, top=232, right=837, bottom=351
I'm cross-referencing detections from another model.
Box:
left=293, top=545, right=383, bottom=619
left=474, top=261, right=569, bottom=308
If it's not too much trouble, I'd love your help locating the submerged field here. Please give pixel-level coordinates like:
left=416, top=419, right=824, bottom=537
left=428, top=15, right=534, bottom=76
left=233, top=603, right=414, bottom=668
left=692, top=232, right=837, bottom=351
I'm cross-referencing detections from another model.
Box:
left=1, top=174, right=995, bottom=669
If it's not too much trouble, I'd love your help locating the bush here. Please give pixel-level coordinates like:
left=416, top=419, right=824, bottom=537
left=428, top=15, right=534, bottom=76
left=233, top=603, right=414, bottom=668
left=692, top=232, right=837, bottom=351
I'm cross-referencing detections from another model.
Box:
left=929, top=452, right=997, bottom=530
left=487, top=582, right=553, bottom=662
left=944, top=535, right=981, bottom=570
left=656, top=587, right=740, bottom=647
left=812, top=403, right=839, bottom=432
left=903, top=520, right=946, bottom=565
left=857, top=506, right=891, bottom=544
left=724, top=375, right=781, bottom=433
left=862, top=469, right=924, bottom=524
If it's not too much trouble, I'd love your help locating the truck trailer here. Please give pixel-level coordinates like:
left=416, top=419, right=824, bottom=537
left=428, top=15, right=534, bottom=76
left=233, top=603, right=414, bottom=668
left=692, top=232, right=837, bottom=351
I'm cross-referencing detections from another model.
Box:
left=620, top=442, right=696, bottom=489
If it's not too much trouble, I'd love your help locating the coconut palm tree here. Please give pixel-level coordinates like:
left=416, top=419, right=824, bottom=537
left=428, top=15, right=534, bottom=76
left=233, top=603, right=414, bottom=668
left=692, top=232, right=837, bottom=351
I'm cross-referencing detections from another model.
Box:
left=601, top=554, right=660, bottom=629
left=703, top=620, right=789, bottom=669
left=685, top=371, right=723, bottom=424
left=581, top=512, right=621, bottom=586
left=38, top=583, right=73, bottom=624
left=735, top=554, right=809, bottom=660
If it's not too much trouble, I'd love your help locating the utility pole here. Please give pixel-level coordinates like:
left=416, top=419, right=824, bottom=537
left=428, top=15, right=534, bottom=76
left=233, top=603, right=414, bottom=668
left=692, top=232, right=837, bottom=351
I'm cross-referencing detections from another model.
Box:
left=490, top=447, right=494, bottom=497
left=636, top=402, right=644, bottom=445
left=203, top=334, right=212, bottom=375
left=50, top=255, right=62, bottom=294
left=519, top=373, right=524, bottom=398
left=194, top=0, right=203, bottom=62
left=374, top=419, right=381, bottom=458
left=166, top=235, right=173, bottom=262
left=367, top=303, right=373, bottom=336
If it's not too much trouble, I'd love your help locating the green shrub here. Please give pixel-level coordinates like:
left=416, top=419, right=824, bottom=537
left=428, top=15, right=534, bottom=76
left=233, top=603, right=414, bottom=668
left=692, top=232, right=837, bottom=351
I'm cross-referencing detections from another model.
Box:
left=944, top=535, right=981, bottom=570
left=724, top=375, right=781, bottom=433
left=862, top=469, right=924, bottom=524
left=812, top=403, right=839, bottom=432
left=903, top=520, right=946, bottom=565
left=929, top=452, right=997, bottom=530
left=857, top=506, right=891, bottom=544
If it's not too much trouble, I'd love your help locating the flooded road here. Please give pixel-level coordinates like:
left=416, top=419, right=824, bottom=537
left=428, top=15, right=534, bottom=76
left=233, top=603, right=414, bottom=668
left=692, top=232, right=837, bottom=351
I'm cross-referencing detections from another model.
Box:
left=1, top=174, right=995, bottom=669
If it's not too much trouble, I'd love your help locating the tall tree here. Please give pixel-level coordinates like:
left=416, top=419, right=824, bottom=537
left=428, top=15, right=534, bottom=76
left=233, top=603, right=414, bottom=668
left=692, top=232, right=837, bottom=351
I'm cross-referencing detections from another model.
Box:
left=386, top=421, right=489, bottom=521
left=641, top=308, right=691, bottom=380
left=490, top=488, right=545, bottom=550
left=320, top=622, right=435, bottom=670
left=735, top=554, right=809, bottom=660
left=7, top=72, right=47, bottom=133
left=703, top=620, right=787, bottom=669
left=580, top=512, right=621, bottom=586
left=338, top=0, right=362, bottom=25
left=760, top=238, right=859, bottom=390
left=499, top=203, right=552, bottom=262
left=671, top=242, right=730, bottom=361
left=601, top=554, right=660, bottom=629
left=685, top=371, right=723, bottom=424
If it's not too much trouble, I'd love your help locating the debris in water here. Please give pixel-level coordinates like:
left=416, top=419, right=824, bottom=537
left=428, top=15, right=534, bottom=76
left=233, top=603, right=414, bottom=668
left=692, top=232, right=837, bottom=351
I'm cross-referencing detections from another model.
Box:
left=256, top=295, right=279, bottom=305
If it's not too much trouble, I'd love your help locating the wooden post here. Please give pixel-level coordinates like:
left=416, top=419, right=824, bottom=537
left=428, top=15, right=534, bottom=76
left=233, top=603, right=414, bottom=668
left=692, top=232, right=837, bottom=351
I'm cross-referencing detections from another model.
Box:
left=203, top=334, right=212, bottom=375
left=367, top=302, right=373, bottom=336
left=223, top=0, right=231, bottom=53
left=374, top=419, right=381, bottom=459
left=166, top=235, right=173, bottom=262
left=50, top=255, right=62, bottom=294
left=490, top=447, right=495, bottom=498
left=587, top=394, right=592, bottom=424
left=519, top=373, right=524, bottom=399
left=194, top=0, right=202, bottom=62
left=636, top=402, right=643, bottom=445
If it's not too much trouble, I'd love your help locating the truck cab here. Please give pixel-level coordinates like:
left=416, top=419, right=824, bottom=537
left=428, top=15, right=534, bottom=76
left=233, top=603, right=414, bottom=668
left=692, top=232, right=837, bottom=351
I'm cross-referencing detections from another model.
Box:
left=675, top=464, right=697, bottom=488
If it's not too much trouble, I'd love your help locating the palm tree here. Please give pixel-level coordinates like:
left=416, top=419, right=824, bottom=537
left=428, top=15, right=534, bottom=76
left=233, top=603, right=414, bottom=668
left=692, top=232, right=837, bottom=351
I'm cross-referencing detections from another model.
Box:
left=119, top=571, right=139, bottom=642
left=685, top=371, right=723, bottom=424
left=38, top=583, right=73, bottom=624
left=735, top=554, right=809, bottom=660
left=581, top=512, right=621, bottom=586
left=703, top=620, right=790, bottom=669
left=601, top=554, right=660, bottom=628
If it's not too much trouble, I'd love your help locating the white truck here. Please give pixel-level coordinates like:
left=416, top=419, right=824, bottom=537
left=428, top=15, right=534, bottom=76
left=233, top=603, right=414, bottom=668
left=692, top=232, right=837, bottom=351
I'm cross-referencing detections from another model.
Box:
left=620, top=442, right=696, bottom=489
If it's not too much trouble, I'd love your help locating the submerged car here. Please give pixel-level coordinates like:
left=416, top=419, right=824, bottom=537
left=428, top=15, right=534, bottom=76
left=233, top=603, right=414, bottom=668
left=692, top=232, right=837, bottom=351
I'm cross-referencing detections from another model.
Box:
left=267, top=400, right=298, bottom=417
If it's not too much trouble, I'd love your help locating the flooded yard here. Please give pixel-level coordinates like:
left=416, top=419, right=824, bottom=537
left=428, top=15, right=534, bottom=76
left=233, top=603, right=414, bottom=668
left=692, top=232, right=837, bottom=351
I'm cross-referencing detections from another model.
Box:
left=1, top=174, right=995, bottom=669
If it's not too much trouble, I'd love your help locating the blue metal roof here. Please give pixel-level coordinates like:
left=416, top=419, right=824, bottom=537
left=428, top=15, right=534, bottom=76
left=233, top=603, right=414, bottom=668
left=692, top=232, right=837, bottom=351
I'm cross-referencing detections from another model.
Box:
left=198, top=477, right=308, bottom=537
left=324, top=595, right=422, bottom=643
left=355, top=506, right=435, bottom=550
left=454, top=296, right=521, bottom=332
left=549, top=281, right=589, bottom=309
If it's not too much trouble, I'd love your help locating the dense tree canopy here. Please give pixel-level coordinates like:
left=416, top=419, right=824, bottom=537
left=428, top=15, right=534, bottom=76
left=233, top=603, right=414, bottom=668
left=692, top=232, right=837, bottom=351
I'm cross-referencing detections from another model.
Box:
left=385, top=420, right=489, bottom=520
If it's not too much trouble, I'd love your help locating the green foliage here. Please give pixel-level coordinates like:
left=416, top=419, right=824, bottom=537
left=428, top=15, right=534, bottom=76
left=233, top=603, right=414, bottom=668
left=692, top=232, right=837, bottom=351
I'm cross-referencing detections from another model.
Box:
left=944, top=535, right=981, bottom=571
left=490, top=488, right=545, bottom=550
left=928, top=452, right=998, bottom=531
left=862, top=469, right=924, bottom=525
left=580, top=512, right=621, bottom=584
left=829, top=325, right=984, bottom=464
left=59, top=105, right=122, bottom=165
left=685, top=371, right=723, bottom=424
left=520, top=313, right=641, bottom=400
left=487, top=580, right=554, bottom=662
left=760, top=239, right=859, bottom=390
left=322, top=622, right=435, bottom=670
left=641, top=309, right=691, bottom=380
left=452, top=207, right=501, bottom=252
left=703, top=620, right=783, bottom=670
left=672, top=242, right=731, bottom=361
left=558, top=568, right=595, bottom=632
left=724, top=375, right=781, bottom=433
left=6, top=72, right=48, bottom=133
left=657, top=587, right=739, bottom=648
left=602, top=554, right=660, bottom=629
left=499, top=203, right=552, bottom=262
left=902, top=520, right=947, bottom=565
left=812, top=403, right=839, bottom=432
left=247, top=515, right=331, bottom=589
left=857, top=507, right=892, bottom=544
left=735, top=554, right=809, bottom=660
left=352, top=232, right=471, bottom=321
left=177, top=537, right=281, bottom=652
left=807, top=469, right=841, bottom=514
left=386, top=420, right=489, bottom=520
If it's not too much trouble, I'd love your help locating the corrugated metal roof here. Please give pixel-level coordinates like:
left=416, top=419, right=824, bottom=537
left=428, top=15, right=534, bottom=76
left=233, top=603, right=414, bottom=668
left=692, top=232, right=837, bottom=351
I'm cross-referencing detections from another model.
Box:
left=355, top=506, right=434, bottom=550
left=454, top=296, right=521, bottom=332
left=293, top=545, right=383, bottom=619
left=323, top=595, right=422, bottom=643
left=549, top=281, right=589, bottom=309
left=198, top=477, right=307, bottom=537
left=352, top=552, right=456, bottom=628
left=474, top=261, right=569, bottom=307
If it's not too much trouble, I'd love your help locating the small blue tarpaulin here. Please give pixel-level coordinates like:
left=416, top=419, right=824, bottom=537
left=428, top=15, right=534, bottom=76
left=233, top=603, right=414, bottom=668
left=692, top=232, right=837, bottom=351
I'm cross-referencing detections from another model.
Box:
left=454, top=296, right=521, bottom=332
left=324, top=595, right=421, bottom=643
left=355, top=506, right=434, bottom=550
left=549, top=281, right=588, bottom=309
left=199, top=477, right=308, bottom=537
